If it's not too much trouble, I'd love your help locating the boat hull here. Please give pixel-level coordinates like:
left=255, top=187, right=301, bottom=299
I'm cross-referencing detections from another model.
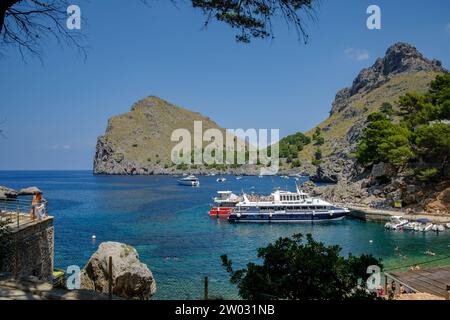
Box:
left=209, top=207, right=233, bottom=217
left=178, top=181, right=199, bottom=186
left=228, top=210, right=347, bottom=223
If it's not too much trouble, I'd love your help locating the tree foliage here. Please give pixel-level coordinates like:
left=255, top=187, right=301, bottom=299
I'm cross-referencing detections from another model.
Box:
left=221, top=233, right=381, bottom=300
left=357, top=74, right=450, bottom=179
left=279, top=132, right=311, bottom=159
left=193, top=0, right=317, bottom=43
left=356, top=113, right=414, bottom=167
left=1, top=0, right=318, bottom=59
left=312, top=126, right=324, bottom=145
left=0, top=0, right=85, bottom=59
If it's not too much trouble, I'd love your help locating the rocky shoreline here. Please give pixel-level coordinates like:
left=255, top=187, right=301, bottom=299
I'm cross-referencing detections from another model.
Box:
left=0, top=185, right=42, bottom=200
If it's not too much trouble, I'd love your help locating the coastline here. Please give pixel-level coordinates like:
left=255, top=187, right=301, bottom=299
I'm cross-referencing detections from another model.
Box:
left=346, top=205, right=450, bottom=224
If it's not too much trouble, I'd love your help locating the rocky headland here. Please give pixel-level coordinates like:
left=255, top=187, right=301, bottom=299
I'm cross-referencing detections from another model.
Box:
left=299, top=43, right=449, bottom=214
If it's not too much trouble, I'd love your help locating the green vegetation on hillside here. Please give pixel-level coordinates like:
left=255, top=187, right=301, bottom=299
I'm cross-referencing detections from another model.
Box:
left=298, top=72, right=441, bottom=163
left=278, top=132, right=311, bottom=161
left=357, top=74, right=450, bottom=180
left=313, top=127, right=324, bottom=145
left=221, top=233, right=382, bottom=300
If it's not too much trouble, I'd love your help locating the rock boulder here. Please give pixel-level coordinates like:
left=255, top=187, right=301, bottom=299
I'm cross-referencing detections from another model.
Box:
left=80, top=242, right=156, bottom=300
left=0, top=186, right=18, bottom=200
left=18, top=187, right=42, bottom=195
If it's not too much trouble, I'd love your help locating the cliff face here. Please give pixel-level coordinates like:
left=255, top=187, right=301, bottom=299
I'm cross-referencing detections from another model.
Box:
left=300, top=43, right=449, bottom=213
left=299, top=43, right=446, bottom=181
left=330, top=43, right=445, bottom=115
left=94, top=96, right=229, bottom=175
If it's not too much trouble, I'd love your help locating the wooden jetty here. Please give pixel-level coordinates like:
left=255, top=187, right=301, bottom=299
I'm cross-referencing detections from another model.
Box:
left=385, top=266, right=450, bottom=300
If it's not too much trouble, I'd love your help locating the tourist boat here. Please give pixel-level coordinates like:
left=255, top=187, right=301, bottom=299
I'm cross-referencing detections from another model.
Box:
left=216, top=177, right=226, bottom=183
left=177, top=175, right=200, bottom=187
left=209, top=191, right=242, bottom=217
left=384, top=216, right=409, bottom=230
left=228, top=185, right=349, bottom=223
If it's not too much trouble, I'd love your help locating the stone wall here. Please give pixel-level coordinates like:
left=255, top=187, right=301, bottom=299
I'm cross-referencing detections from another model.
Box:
left=348, top=210, right=391, bottom=223
left=0, top=218, right=54, bottom=281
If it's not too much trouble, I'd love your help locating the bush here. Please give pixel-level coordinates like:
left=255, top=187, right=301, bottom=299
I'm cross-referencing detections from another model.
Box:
left=416, top=168, right=440, bottom=181
left=221, top=233, right=382, bottom=300
left=279, top=132, right=311, bottom=159
left=291, top=159, right=301, bottom=168
left=176, top=163, right=188, bottom=170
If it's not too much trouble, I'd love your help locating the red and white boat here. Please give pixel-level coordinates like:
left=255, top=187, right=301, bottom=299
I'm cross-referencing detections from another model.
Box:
left=209, top=191, right=241, bottom=217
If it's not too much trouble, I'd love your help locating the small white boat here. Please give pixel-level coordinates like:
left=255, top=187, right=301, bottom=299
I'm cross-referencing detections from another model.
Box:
left=178, top=175, right=200, bottom=187
left=423, top=223, right=433, bottom=232
left=432, top=224, right=445, bottom=232
left=385, top=216, right=409, bottom=230
left=258, top=175, right=263, bottom=178
left=424, top=250, right=436, bottom=256
left=236, top=176, right=243, bottom=180
left=404, top=222, right=419, bottom=230
left=446, top=223, right=450, bottom=229
left=216, top=177, right=226, bottom=183
left=280, top=176, right=289, bottom=179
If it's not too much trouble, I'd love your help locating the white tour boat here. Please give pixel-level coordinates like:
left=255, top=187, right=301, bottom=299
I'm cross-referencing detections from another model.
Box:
left=228, top=185, right=349, bottom=223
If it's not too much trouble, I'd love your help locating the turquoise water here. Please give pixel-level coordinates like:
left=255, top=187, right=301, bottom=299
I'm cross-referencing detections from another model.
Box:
left=1, top=171, right=449, bottom=299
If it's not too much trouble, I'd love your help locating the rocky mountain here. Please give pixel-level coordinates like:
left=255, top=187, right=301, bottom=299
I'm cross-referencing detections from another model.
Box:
left=299, top=42, right=447, bottom=183
left=94, top=96, right=261, bottom=175
left=298, top=43, right=449, bottom=213
left=330, top=42, right=445, bottom=115
left=94, top=96, right=223, bottom=175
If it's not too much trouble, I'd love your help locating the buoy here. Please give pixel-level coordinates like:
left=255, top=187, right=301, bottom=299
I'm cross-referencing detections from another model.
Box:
left=92, top=235, right=96, bottom=240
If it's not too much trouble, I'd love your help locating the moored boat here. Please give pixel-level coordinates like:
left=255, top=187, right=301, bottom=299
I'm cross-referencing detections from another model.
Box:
left=423, top=223, right=433, bottom=232
left=228, top=185, right=349, bottom=223
left=384, top=216, right=409, bottom=230
left=209, top=191, right=241, bottom=217
left=404, top=222, right=419, bottom=230
left=177, top=175, right=200, bottom=187
left=216, top=177, right=226, bottom=183
left=431, top=224, right=445, bottom=232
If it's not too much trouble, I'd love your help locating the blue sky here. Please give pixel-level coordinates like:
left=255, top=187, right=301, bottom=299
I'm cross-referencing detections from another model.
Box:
left=0, top=0, right=449, bottom=170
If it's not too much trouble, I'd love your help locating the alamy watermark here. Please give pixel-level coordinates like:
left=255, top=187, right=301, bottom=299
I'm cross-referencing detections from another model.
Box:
left=367, top=5, right=381, bottom=30
left=171, top=121, right=279, bottom=175
left=67, top=5, right=81, bottom=30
